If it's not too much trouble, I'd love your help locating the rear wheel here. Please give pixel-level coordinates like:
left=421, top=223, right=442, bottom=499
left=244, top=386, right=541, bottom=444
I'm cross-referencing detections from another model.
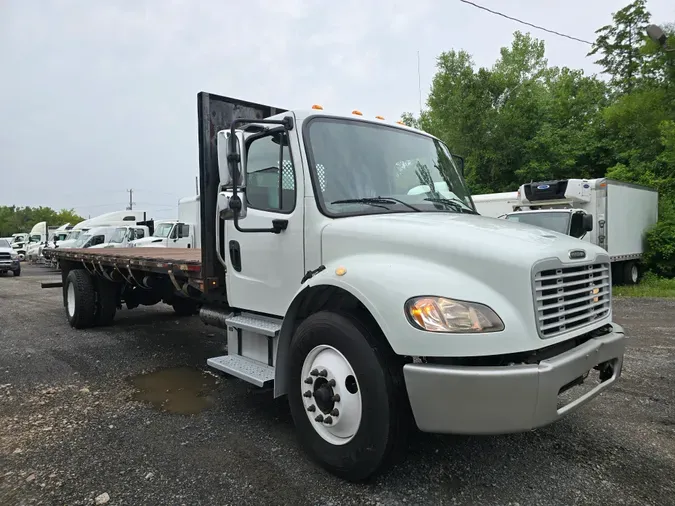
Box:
left=288, top=311, right=410, bottom=482
left=65, top=270, right=97, bottom=329
left=623, top=261, right=640, bottom=285
left=95, top=280, right=118, bottom=326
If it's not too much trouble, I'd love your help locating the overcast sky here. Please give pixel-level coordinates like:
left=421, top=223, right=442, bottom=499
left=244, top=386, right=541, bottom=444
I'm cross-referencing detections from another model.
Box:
left=1, top=0, right=672, bottom=221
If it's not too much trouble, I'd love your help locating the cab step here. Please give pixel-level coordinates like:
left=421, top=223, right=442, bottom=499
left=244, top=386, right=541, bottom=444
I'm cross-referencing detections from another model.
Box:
left=207, top=355, right=275, bottom=387
left=225, top=313, right=281, bottom=337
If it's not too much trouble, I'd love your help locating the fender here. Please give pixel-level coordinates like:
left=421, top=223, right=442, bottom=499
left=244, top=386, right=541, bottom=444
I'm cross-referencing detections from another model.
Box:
left=274, top=253, right=527, bottom=397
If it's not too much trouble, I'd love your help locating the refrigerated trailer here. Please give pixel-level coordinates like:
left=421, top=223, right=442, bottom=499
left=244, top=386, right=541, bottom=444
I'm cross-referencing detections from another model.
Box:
left=503, top=179, right=658, bottom=285
left=44, top=92, right=626, bottom=482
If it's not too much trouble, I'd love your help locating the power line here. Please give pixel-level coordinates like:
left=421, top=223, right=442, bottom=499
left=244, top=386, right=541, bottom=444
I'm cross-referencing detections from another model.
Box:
left=458, top=0, right=594, bottom=46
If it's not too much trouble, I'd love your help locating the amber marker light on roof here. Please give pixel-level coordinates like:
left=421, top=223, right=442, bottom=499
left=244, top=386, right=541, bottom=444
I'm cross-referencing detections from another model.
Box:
left=312, top=104, right=323, bottom=110
left=352, top=110, right=363, bottom=116
left=375, top=115, right=385, bottom=120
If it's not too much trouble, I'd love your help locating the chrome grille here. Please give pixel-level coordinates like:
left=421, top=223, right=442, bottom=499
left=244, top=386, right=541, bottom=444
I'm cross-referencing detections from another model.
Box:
left=534, top=262, right=611, bottom=338
left=0, top=253, right=10, bottom=260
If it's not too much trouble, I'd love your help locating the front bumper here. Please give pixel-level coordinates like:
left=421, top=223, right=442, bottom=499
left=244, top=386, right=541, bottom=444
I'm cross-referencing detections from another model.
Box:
left=403, top=324, right=626, bottom=434
left=0, top=260, right=20, bottom=270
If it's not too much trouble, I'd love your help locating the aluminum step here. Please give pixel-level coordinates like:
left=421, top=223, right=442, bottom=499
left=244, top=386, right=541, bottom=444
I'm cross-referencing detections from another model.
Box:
left=207, top=355, right=275, bottom=387
left=225, top=314, right=282, bottom=337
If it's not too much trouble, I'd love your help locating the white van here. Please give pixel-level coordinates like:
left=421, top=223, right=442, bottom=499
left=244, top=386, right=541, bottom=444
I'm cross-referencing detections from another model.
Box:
left=55, top=210, right=149, bottom=250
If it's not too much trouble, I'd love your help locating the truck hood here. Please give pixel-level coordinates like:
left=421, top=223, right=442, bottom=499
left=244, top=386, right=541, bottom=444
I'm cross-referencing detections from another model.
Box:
left=320, top=212, right=612, bottom=355
left=321, top=212, right=601, bottom=267
left=131, top=237, right=166, bottom=247
left=0, top=247, right=14, bottom=254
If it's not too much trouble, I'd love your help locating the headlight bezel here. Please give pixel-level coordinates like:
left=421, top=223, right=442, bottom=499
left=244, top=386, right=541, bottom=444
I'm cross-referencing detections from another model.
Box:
left=9, top=251, right=18, bottom=260
left=404, top=295, right=505, bottom=334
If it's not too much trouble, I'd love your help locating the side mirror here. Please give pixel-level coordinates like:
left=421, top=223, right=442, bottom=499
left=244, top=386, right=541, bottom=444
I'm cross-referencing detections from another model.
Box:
left=217, top=190, right=247, bottom=221
left=582, top=213, right=594, bottom=232
left=217, top=130, right=246, bottom=189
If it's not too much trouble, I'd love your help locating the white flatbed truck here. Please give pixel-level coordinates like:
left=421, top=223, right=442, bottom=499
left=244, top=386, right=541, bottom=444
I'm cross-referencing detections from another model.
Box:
left=45, top=93, right=627, bottom=482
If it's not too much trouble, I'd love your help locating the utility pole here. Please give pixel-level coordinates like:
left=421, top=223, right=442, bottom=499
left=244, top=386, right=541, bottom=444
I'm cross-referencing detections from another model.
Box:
left=126, top=189, right=134, bottom=210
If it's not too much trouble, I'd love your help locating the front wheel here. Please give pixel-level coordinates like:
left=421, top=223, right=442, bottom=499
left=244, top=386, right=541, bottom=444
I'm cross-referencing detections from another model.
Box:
left=13, top=268, right=20, bottom=277
left=288, top=311, right=410, bottom=482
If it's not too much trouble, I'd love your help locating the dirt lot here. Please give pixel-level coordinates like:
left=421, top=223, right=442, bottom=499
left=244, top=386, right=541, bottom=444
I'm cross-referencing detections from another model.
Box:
left=1, top=264, right=674, bottom=506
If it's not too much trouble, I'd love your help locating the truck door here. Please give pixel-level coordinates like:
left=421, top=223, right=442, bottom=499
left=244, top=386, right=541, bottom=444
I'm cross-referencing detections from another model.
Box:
left=225, top=126, right=304, bottom=316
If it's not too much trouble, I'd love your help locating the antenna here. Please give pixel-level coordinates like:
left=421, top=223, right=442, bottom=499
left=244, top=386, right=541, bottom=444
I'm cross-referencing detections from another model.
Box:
left=417, top=51, right=422, bottom=115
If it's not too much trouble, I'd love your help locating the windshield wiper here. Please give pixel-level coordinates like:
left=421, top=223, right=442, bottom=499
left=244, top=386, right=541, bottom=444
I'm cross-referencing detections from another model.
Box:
left=330, top=197, right=421, bottom=212
left=423, top=197, right=478, bottom=214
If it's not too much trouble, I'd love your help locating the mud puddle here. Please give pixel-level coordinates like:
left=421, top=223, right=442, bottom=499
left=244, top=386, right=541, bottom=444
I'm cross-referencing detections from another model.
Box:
left=129, top=367, right=218, bottom=415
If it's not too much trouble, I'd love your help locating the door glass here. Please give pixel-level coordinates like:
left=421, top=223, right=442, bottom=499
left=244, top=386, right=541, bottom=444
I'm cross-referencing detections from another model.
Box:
left=246, top=131, right=295, bottom=213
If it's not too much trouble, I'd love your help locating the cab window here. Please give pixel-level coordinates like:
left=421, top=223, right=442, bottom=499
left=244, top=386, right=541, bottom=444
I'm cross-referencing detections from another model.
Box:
left=245, top=131, right=295, bottom=213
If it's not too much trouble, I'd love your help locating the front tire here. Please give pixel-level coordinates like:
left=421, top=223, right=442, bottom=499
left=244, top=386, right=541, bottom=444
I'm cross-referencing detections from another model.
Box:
left=65, top=270, right=97, bottom=329
left=288, top=311, right=409, bottom=482
left=13, top=268, right=20, bottom=277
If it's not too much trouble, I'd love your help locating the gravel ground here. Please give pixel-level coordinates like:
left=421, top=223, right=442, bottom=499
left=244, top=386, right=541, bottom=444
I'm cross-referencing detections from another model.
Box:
left=0, top=264, right=674, bottom=506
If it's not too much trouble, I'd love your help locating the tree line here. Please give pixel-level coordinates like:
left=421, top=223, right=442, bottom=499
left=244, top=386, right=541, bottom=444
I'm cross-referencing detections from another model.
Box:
left=0, top=206, right=84, bottom=237
left=401, top=0, right=675, bottom=276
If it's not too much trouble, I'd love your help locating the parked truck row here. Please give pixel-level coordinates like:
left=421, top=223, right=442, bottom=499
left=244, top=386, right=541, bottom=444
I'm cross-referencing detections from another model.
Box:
left=42, top=92, right=627, bottom=482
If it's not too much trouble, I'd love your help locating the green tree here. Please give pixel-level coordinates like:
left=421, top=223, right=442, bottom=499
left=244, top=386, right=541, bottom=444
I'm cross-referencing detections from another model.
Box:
left=0, top=206, right=84, bottom=236
left=587, top=0, right=653, bottom=92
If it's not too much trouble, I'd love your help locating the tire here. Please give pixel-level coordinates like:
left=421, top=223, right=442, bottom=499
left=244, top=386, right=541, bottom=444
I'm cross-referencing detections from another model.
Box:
left=171, top=297, right=198, bottom=316
left=287, top=311, right=410, bottom=482
left=623, top=261, right=640, bottom=285
left=13, top=268, right=20, bottom=277
left=95, top=280, right=118, bottom=326
left=65, top=270, right=97, bottom=329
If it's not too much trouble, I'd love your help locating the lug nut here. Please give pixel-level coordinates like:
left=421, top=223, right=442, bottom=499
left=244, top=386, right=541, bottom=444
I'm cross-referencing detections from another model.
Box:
left=304, top=377, right=313, bottom=384
left=303, top=390, right=312, bottom=398
left=318, top=369, right=328, bottom=377
left=310, top=369, right=319, bottom=377
left=324, top=416, right=333, bottom=425
left=315, top=414, right=324, bottom=422
left=307, top=405, right=316, bottom=412
left=327, top=379, right=336, bottom=387
left=331, top=408, right=339, bottom=417
left=331, top=394, right=340, bottom=402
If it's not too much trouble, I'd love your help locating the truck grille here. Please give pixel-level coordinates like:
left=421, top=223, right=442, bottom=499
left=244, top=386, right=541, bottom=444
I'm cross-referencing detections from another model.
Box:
left=0, top=253, right=10, bottom=260
left=534, top=262, right=611, bottom=338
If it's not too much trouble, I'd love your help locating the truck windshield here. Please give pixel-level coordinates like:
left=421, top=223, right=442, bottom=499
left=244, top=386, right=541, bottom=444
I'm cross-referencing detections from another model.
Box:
left=110, top=228, right=126, bottom=243
left=67, top=231, right=81, bottom=241
left=505, top=211, right=571, bottom=235
left=154, top=223, right=173, bottom=238
left=304, top=118, right=475, bottom=216
left=74, top=235, right=91, bottom=248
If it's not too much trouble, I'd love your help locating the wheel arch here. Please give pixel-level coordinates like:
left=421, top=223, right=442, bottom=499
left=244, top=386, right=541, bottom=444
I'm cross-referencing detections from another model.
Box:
left=274, top=282, right=390, bottom=398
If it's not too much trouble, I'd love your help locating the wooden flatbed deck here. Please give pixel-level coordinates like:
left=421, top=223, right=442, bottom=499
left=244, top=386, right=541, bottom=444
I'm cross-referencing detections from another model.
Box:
left=46, top=247, right=202, bottom=278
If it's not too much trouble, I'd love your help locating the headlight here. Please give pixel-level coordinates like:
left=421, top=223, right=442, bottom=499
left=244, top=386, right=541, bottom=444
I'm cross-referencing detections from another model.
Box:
left=9, top=251, right=18, bottom=259
left=405, top=297, right=504, bottom=333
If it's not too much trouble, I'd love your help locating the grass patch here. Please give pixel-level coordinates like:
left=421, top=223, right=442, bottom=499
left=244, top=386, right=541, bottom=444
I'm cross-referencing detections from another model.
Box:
left=613, top=272, right=675, bottom=298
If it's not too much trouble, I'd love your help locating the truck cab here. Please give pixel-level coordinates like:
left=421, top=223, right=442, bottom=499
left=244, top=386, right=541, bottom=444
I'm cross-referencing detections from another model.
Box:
left=504, top=208, right=594, bottom=239
left=130, top=220, right=196, bottom=248
left=89, top=225, right=150, bottom=249
left=195, top=94, right=625, bottom=481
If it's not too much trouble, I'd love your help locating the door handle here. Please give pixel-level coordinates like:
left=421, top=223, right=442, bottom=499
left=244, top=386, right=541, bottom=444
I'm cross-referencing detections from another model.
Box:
left=229, top=240, right=242, bottom=272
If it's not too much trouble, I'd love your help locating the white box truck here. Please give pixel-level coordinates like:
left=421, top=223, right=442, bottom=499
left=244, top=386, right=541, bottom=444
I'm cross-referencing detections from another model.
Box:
left=46, top=93, right=627, bottom=482
left=500, top=179, right=658, bottom=285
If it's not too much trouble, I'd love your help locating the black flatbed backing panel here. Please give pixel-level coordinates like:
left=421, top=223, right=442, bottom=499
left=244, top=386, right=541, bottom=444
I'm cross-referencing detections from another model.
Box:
left=46, top=248, right=202, bottom=278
